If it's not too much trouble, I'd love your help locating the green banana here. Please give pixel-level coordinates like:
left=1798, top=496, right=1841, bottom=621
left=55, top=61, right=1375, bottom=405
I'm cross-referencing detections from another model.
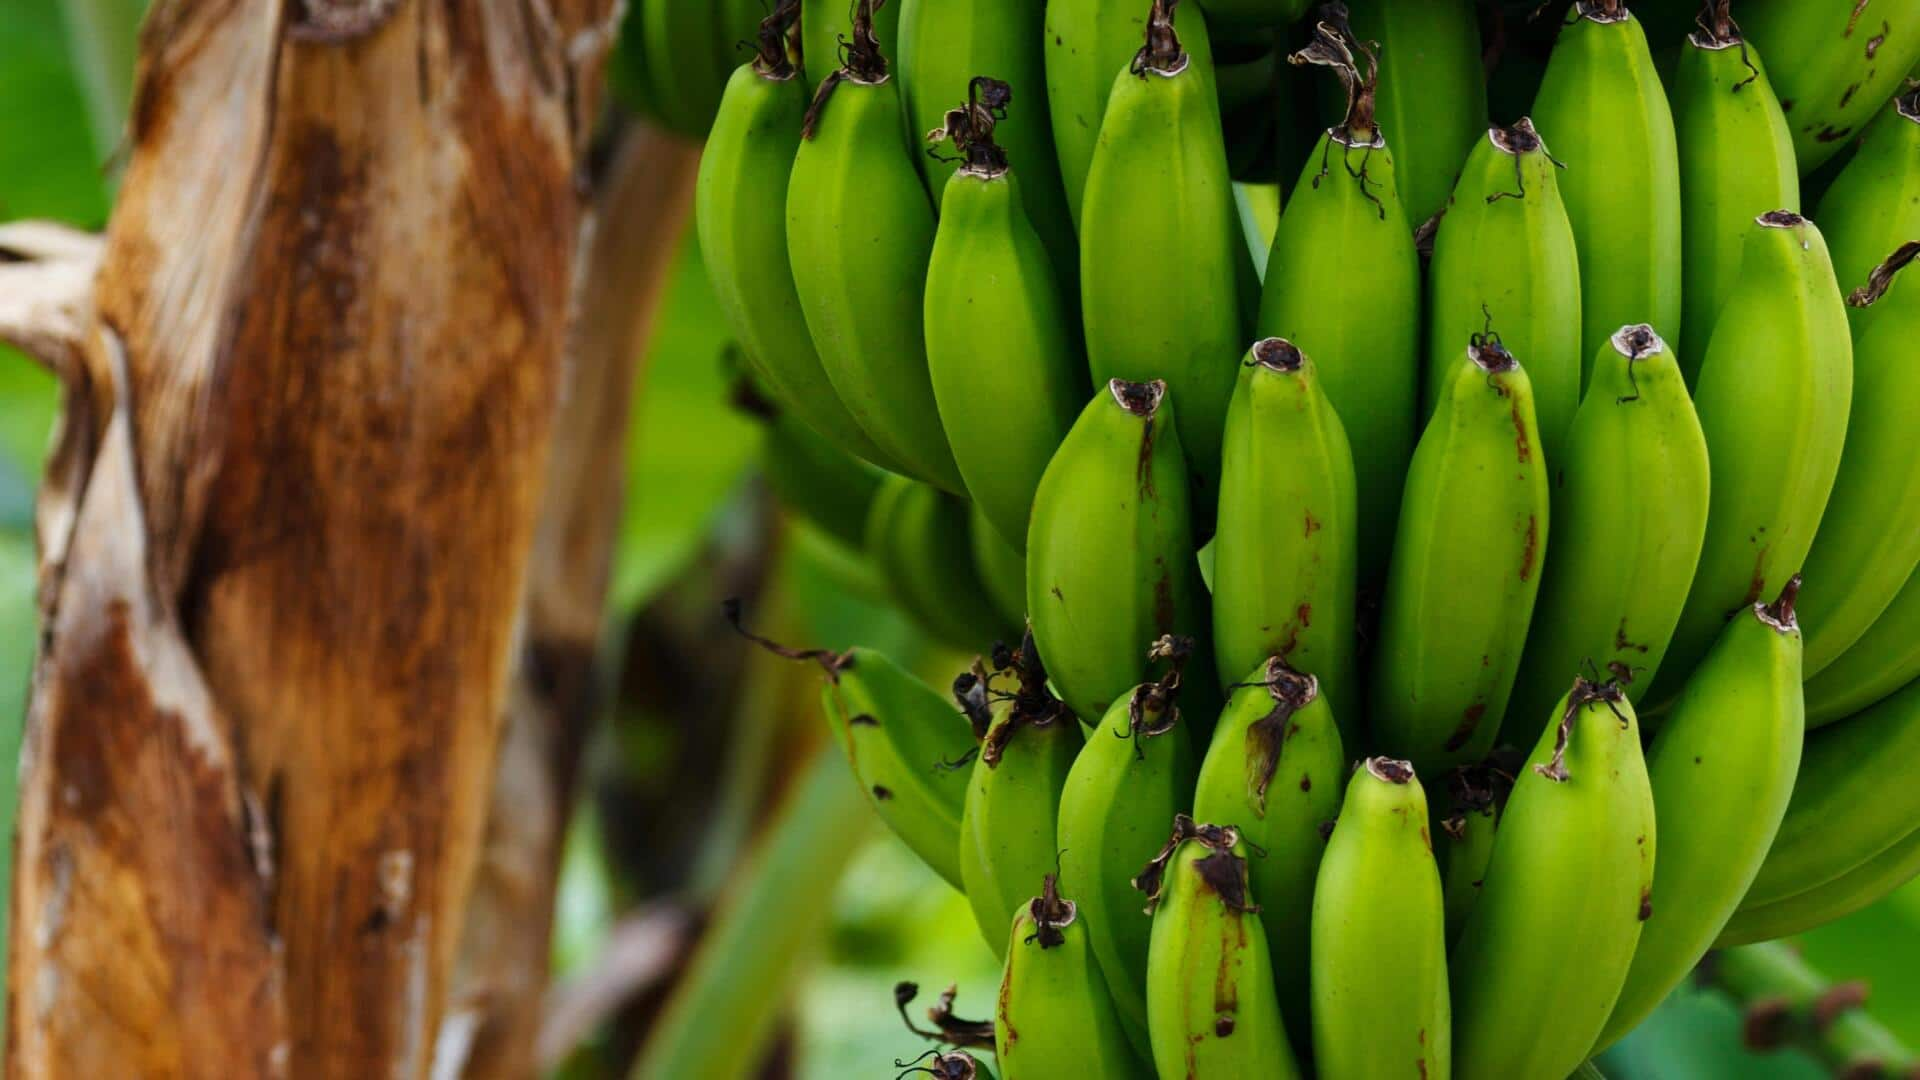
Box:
left=1254, top=21, right=1420, bottom=593
left=1054, top=640, right=1198, bottom=1060
left=1139, top=816, right=1303, bottom=1080
left=1529, top=1, right=1684, bottom=374
left=1211, top=339, right=1359, bottom=729
left=1813, top=88, right=1920, bottom=340
left=1718, top=822, right=1920, bottom=946
left=1671, top=4, right=1802, bottom=371
left=1508, top=325, right=1710, bottom=730
left=757, top=399, right=887, bottom=552
left=957, top=633, right=1085, bottom=957
left=1193, top=0, right=1308, bottom=31
left=1437, top=763, right=1508, bottom=945
left=1080, top=0, right=1246, bottom=502
left=1373, top=334, right=1551, bottom=775
left=1798, top=244, right=1920, bottom=675
left=970, top=501, right=1027, bottom=629
left=922, top=84, right=1088, bottom=551
left=1342, top=0, right=1487, bottom=227
left=1191, top=656, right=1344, bottom=1049
left=865, top=475, right=1015, bottom=651
left=638, top=0, right=741, bottom=137
left=1597, top=578, right=1806, bottom=1050
left=1739, top=0, right=1920, bottom=172
left=1311, top=757, right=1451, bottom=1080
left=804, top=0, right=901, bottom=90
left=1424, top=119, right=1584, bottom=463
left=994, top=874, right=1151, bottom=1079
left=788, top=3, right=967, bottom=491
left=1648, top=210, right=1853, bottom=706
left=701, top=9, right=898, bottom=471
left=1449, top=678, right=1655, bottom=1080
left=1026, top=380, right=1212, bottom=724
left=1805, top=569, right=1920, bottom=726
left=1738, top=675, right=1920, bottom=911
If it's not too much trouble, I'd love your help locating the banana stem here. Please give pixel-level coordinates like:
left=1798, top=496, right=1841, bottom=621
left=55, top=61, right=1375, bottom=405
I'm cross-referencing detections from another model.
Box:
left=1705, top=942, right=1920, bottom=1077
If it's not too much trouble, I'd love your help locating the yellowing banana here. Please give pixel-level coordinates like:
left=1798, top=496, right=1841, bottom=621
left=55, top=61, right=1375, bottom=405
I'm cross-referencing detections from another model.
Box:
left=1342, top=0, right=1486, bottom=228
left=994, top=874, right=1151, bottom=1079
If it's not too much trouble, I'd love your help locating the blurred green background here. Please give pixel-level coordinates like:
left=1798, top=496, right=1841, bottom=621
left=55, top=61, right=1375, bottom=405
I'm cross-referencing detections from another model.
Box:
left=2, top=3, right=1917, bottom=1076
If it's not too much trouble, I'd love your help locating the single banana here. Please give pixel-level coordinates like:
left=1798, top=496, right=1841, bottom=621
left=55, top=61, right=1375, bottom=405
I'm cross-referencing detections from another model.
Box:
left=1508, top=325, right=1710, bottom=730
left=803, top=0, right=902, bottom=91
left=1798, top=244, right=1920, bottom=675
left=958, top=632, right=1086, bottom=956
left=1813, top=88, right=1920, bottom=340
left=923, top=83, right=1088, bottom=552
left=1254, top=21, right=1420, bottom=594
left=638, top=0, right=738, bottom=138
left=1738, top=675, right=1920, bottom=911
left=1373, top=335, right=1551, bottom=775
left=1026, top=380, right=1213, bottom=724
left=865, top=475, right=1016, bottom=651
left=788, top=2, right=967, bottom=491
left=1436, top=763, right=1509, bottom=945
left=1596, top=578, right=1806, bottom=1050
left=1054, top=639, right=1198, bottom=1059
left=1191, top=657, right=1344, bottom=1050
left=1804, top=569, right=1920, bottom=726
left=1211, top=339, right=1359, bottom=730
left=1647, top=210, right=1853, bottom=706
left=970, top=501, right=1027, bottom=629
left=994, top=874, right=1152, bottom=1079
left=1449, top=678, right=1655, bottom=1080
left=1717, top=821, right=1920, bottom=946
left=756, top=398, right=887, bottom=552
left=1529, top=1, right=1684, bottom=375
left=1080, top=0, right=1246, bottom=503
left=1311, top=757, right=1451, bottom=1080
left=1342, top=0, right=1487, bottom=227
left=1139, top=816, right=1303, bottom=1080
left=1424, top=119, right=1583, bottom=463
left=1671, top=3, right=1801, bottom=372
left=1739, top=0, right=1920, bottom=172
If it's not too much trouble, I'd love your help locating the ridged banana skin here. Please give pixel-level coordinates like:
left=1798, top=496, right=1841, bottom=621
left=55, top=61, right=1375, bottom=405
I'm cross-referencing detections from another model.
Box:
left=1798, top=262, right=1920, bottom=675
left=1026, top=383, right=1212, bottom=723
left=865, top=476, right=1015, bottom=651
left=1145, top=832, right=1303, bottom=1080
left=1343, top=0, right=1487, bottom=227
left=1648, top=213, right=1853, bottom=706
left=1530, top=6, right=1682, bottom=385
left=1311, top=760, right=1451, bottom=1080
left=1740, top=0, right=1920, bottom=172
left=1211, top=343, right=1359, bottom=728
left=1081, top=39, right=1245, bottom=502
left=759, top=408, right=886, bottom=552
left=1739, top=677, right=1920, bottom=911
left=1672, top=30, right=1801, bottom=373
left=1814, top=96, right=1920, bottom=340
left=701, top=64, right=895, bottom=470
left=1596, top=597, right=1805, bottom=1051
left=1373, top=351, right=1551, bottom=775
left=801, top=0, right=901, bottom=90
left=1055, top=690, right=1199, bottom=1060
left=821, top=648, right=978, bottom=889
left=1440, top=803, right=1497, bottom=945
left=960, top=706, right=1085, bottom=957
left=787, top=75, right=967, bottom=492
left=1718, top=822, right=1920, bottom=947
left=1449, top=685, right=1655, bottom=1080
left=971, top=501, right=1028, bottom=628
left=1255, top=137, right=1420, bottom=592
left=1191, top=661, right=1344, bottom=1049
left=995, top=885, right=1152, bottom=1079
left=1805, top=570, right=1920, bottom=726
left=1508, top=328, right=1709, bottom=733
left=1424, top=125, right=1583, bottom=463
left=925, top=168, right=1087, bottom=552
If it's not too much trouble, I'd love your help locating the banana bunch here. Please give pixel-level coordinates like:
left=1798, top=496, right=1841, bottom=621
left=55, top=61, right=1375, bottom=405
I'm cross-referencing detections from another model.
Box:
left=692, top=0, right=1920, bottom=1073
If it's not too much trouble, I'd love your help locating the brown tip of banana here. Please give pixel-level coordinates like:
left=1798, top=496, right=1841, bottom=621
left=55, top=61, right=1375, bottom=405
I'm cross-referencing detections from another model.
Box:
left=1250, top=337, right=1307, bottom=372
left=1610, top=324, right=1665, bottom=359
left=1573, top=0, right=1630, bottom=24
left=1758, top=574, right=1803, bottom=634
left=1109, top=378, right=1167, bottom=417
left=1756, top=209, right=1806, bottom=229
left=1847, top=241, right=1920, bottom=308
left=1365, top=757, right=1417, bottom=784
left=1490, top=117, right=1543, bottom=156
left=1132, top=0, right=1188, bottom=78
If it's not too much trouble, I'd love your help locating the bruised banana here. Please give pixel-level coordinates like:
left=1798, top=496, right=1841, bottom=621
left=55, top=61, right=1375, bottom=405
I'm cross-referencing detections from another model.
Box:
left=1449, top=678, right=1655, bottom=1080
left=1342, top=0, right=1486, bottom=228
left=1509, top=325, right=1709, bottom=729
left=957, top=634, right=1085, bottom=957
left=1718, top=821, right=1920, bottom=946
left=1672, top=6, right=1801, bottom=373
left=970, top=501, right=1027, bottom=629
left=865, top=476, right=1015, bottom=651
left=1425, top=119, right=1583, bottom=463
left=1254, top=23, right=1420, bottom=594
left=1529, top=1, right=1683, bottom=375
left=1211, top=339, right=1359, bottom=732
left=1311, top=758, right=1451, bottom=1080
left=1805, top=570, right=1920, bottom=726
left=1373, top=336, right=1550, bottom=775
left=1081, top=0, right=1246, bottom=503
left=994, top=874, right=1150, bottom=1079
left=1814, top=88, right=1920, bottom=340
left=1191, top=657, right=1344, bottom=1049
left=1740, top=0, right=1920, bottom=172
left=1597, top=578, right=1806, bottom=1050
left=1026, top=380, right=1212, bottom=724
left=788, top=4, right=966, bottom=492
left=1649, top=210, right=1852, bottom=706
left=923, top=84, right=1088, bottom=552
left=802, top=0, right=901, bottom=92
left=1055, top=640, right=1199, bottom=1060
left=1139, top=816, right=1303, bottom=1080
